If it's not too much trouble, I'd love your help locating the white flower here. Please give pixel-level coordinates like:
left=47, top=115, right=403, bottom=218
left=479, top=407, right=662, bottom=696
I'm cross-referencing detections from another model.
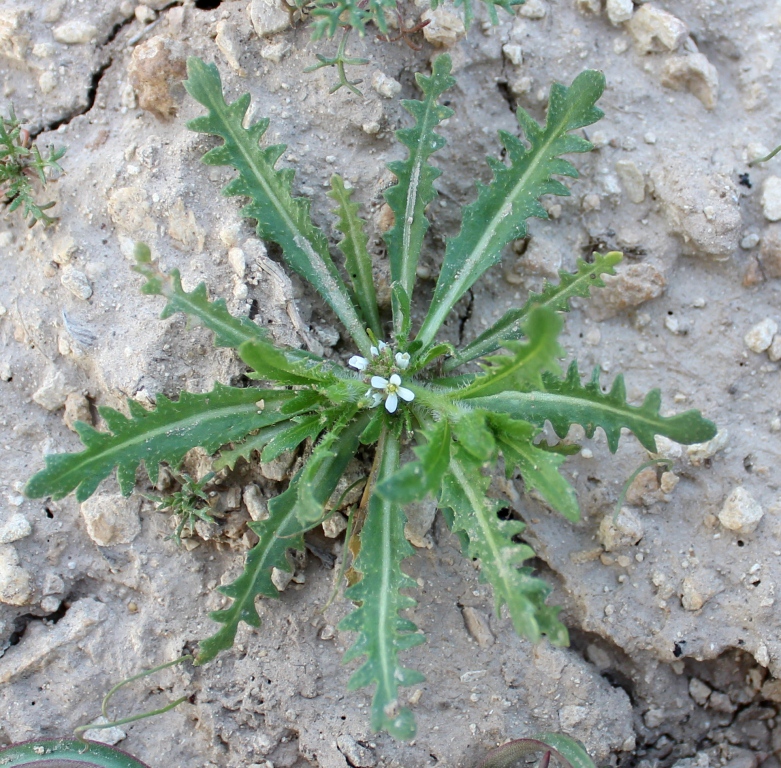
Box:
left=365, top=389, right=383, bottom=408
left=348, top=355, right=369, bottom=371
left=395, top=352, right=410, bottom=370
left=370, top=341, right=388, bottom=357
left=370, top=373, right=415, bottom=413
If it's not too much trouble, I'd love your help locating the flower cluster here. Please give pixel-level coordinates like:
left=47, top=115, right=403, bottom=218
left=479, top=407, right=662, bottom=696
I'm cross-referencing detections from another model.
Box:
left=348, top=342, right=414, bottom=413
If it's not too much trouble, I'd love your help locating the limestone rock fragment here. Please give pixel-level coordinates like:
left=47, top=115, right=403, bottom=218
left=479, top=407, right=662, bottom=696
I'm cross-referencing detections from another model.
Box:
left=107, top=186, right=155, bottom=234
left=744, top=318, right=778, bottom=353
left=33, top=369, right=72, bottom=411
left=575, top=0, right=602, bottom=14
left=598, top=508, right=643, bottom=551
left=591, top=263, right=666, bottom=319
left=649, top=160, right=739, bottom=259
left=53, top=20, right=98, bottom=45
left=0, top=514, right=32, bottom=544
left=404, top=499, right=437, bottom=549
left=0, top=545, right=33, bottom=606
left=759, top=224, right=781, bottom=277
left=461, top=606, right=494, bottom=647
left=718, top=487, right=763, bottom=534
left=80, top=494, right=142, bottom=546
left=61, top=265, right=93, bottom=300
left=128, top=35, right=187, bottom=119
left=215, top=20, right=246, bottom=75
left=63, top=392, right=92, bottom=431
left=681, top=570, right=722, bottom=611
left=689, top=677, right=711, bottom=706
left=337, top=735, right=377, bottom=768
left=371, top=71, right=402, bottom=99
left=615, top=159, right=645, bottom=203
left=661, top=53, right=719, bottom=110
left=761, top=177, right=781, bottom=222
left=605, top=0, right=633, bottom=25
left=167, top=199, right=205, bottom=253
left=627, top=4, right=688, bottom=54
left=421, top=8, right=465, bottom=47
left=248, top=0, right=292, bottom=38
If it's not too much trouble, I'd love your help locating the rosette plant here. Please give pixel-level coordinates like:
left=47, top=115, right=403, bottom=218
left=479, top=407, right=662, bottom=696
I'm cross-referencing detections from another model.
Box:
left=26, top=55, right=716, bottom=738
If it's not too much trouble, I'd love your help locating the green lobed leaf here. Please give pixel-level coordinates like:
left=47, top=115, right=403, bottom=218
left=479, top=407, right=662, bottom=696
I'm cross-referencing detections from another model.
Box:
left=456, top=305, right=563, bottom=399
left=239, top=338, right=339, bottom=387
left=451, top=409, right=496, bottom=461
left=184, top=58, right=372, bottom=356
left=260, top=412, right=325, bottom=463
left=416, top=70, right=606, bottom=351
left=442, top=0, right=525, bottom=27
left=339, top=427, right=425, bottom=739
left=489, top=413, right=579, bottom=522
left=376, top=418, right=450, bottom=504
left=447, top=251, right=622, bottom=370
left=25, top=386, right=295, bottom=503
left=197, top=415, right=367, bottom=664
left=133, top=248, right=267, bottom=350
left=384, top=54, right=455, bottom=333
left=214, top=421, right=298, bottom=471
left=441, top=446, right=569, bottom=645
left=470, top=360, right=718, bottom=453
left=329, top=174, right=382, bottom=337
left=0, top=738, right=149, bottom=768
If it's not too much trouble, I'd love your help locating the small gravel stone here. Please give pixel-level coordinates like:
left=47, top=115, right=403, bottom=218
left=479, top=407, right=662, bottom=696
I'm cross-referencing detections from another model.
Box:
left=718, top=487, right=763, bottom=534
left=215, top=20, right=245, bottom=75
left=271, top=566, right=294, bottom=592
left=0, top=514, right=32, bottom=544
left=687, top=429, right=728, bottom=464
left=248, top=0, right=292, bottom=38
left=519, top=0, right=546, bottom=18
left=606, top=0, right=633, bottom=25
left=33, top=369, right=72, bottom=411
left=82, top=717, right=126, bottom=746
left=689, top=677, right=712, bottom=706
left=680, top=577, right=705, bottom=611
left=744, top=318, right=778, bottom=353
left=80, top=494, right=142, bottom=546
left=421, top=7, right=465, bottom=47
left=502, top=43, right=523, bottom=67
left=576, top=0, right=602, bottom=13
left=53, top=20, right=98, bottom=44
left=461, top=606, right=495, bottom=647
left=599, top=508, right=644, bottom=552
left=592, top=262, right=666, bottom=319
left=337, top=735, right=377, bottom=768
left=627, top=4, right=688, bottom=54
left=661, top=53, right=719, bottom=110
left=128, top=35, right=187, bottom=119
left=759, top=224, right=781, bottom=277
left=615, top=160, right=645, bottom=203
left=0, top=545, right=33, bottom=606
left=322, top=511, right=347, bottom=538
left=761, top=177, right=781, bottom=222
left=767, top=335, right=781, bottom=362
left=227, top=247, right=246, bottom=278
left=740, top=233, right=760, bottom=250
left=404, top=499, right=437, bottom=549
left=260, top=40, right=291, bottom=63
left=63, top=392, right=92, bottom=431
left=61, top=266, right=93, bottom=300
left=243, top=484, right=268, bottom=522
left=708, top=691, right=736, bottom=714
left=371, top=71, right=402, bottom=99
left=559, top=704, right=588, bottom=730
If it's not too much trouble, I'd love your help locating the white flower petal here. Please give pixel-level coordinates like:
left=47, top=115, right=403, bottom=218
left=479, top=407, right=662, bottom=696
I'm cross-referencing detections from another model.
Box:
left=397, top=386, right=415, bottom=402
left=385, top=393, right=398, bottom=413
left=389, top=373, right=401, bottom=386
left=349, top=355, right=368, bottom=371
left=371, top=376, right=389, bottom=389
left=371, top=393, right=382, bottom=408
left=395, top=352, right=410, bottom=370
left=370, top=346, right=379, bottom=357
left=378, top=341, right=388, bottom=352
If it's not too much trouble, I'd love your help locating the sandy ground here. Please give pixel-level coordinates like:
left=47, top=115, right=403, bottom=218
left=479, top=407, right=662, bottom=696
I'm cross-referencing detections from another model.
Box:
left=2, top=0, right=781, bottom=766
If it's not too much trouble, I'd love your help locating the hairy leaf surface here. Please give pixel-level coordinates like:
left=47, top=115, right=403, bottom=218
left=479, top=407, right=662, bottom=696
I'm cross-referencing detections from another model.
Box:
left=377, top=418, right=450, bottom=503
left=417, top=70, right=605, bottom=350
left=184, top=58, right=372, bottom=355
left=340, top=428, right=425, bottom=739
left=197, top=416, right=366, bottom=664
left=470, top=361, right=718, bottom=452
left=240, top=338, right=339, bottom=387
left=384, top=55, right=455, bottom=314
left=329, top=175, right=382, bottom=337
left=448, top=251, right=622, bottom=369
left=489, top=414, right=579, bottom=522
left=134, top=246, right=266, bottom=350
left=441, top=446, right=568, bottom=644
left=457, top=306, right=562, bottom=399
left=26, top=386, right=295, bottom=502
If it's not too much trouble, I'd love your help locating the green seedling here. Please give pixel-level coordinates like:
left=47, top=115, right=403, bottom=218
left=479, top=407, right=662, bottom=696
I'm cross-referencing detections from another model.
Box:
left=478, top=733, right=597, bottom=768
left=26, top=55, right=717, bottom=739
left=0, top=106, right=65, bottom=226
left=147, top=471, right=216, bottom=545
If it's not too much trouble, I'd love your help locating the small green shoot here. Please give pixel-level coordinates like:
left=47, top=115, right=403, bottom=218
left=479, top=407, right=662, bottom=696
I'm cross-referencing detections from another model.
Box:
left=27, top=55, right=717, bottom=740
left=147, top=472, right=216, bottom=545
left=477, top=733, right=597, bottom=768
left=0, top=106, right=65, bottom=226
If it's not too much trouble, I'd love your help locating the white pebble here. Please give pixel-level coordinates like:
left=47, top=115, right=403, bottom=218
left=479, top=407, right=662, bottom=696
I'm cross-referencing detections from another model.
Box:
left=53, top=20, right=98, bottom=44
left=61, top=266, right=93, bottom=301
left=740, top=233, right=760, bottom=249
left=606, top=0, right=633, bottom=25
left=0, top=545, right=33, bottom=606
left=761, top=177, right=781, bottom=222
left=0, top=514, right=32, bottom=544
left=745, top=318, right=778, bottom=353
left=371, top=71, right=402, bottom=99
left=718, top=487, right=763, bottom=534
left=768, top=335, right=781, bottom=362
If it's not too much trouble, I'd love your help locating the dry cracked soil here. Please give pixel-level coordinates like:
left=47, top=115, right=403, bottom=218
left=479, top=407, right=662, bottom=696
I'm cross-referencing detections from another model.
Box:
left=2, top=0, right=781, bottom=766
